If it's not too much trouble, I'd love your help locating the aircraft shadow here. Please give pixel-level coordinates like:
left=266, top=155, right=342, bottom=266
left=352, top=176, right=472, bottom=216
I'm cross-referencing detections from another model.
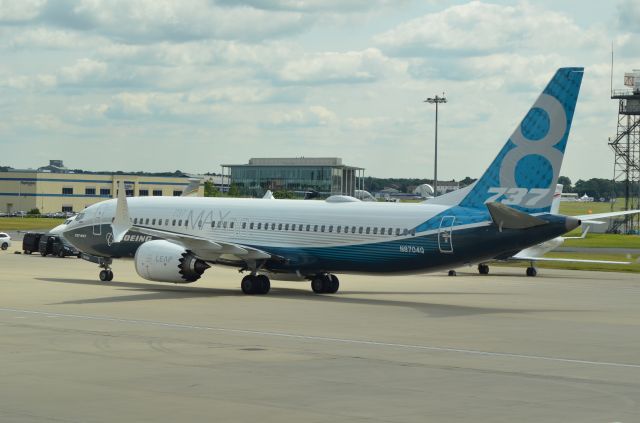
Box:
left=37, top=277, right=583, bottom=318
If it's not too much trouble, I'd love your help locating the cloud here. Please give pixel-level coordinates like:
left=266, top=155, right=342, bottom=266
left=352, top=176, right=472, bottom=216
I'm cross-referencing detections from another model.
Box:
left=375, top=1, right=600, bottom=57
left=275, top=48, right=403, bottom=85
left=263, top=105, right=337, bottom=127
left=0, top=0, right=46, bottom=23
left=617, top=0, right=640, bottom=33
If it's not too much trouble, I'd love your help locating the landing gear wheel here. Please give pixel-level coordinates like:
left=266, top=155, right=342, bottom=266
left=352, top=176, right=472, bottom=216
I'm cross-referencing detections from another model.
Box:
left=311, top=275, right=326, bottom=294
left=448, top=270, right=457, bottom=277
left=326, top=274, right=339, bottom=294
left=256, top=274, right=270, bottom=295
left=526, top=267, right=537, bottom=277
left=478, top=264, right=489, bottom=275
left=241, top=275, right=256, bottom=294
left=99, top=269, right=113, bottom=282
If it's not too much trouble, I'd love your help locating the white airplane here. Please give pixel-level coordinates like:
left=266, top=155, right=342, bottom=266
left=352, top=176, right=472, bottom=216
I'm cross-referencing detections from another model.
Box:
left=477, top=184, right=640, bottom=276
left=63, top=67, right=586, bottom=295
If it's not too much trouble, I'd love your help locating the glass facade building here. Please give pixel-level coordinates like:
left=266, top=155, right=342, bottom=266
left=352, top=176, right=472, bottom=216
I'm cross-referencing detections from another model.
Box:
left=222, top=158, right=364, bottom=197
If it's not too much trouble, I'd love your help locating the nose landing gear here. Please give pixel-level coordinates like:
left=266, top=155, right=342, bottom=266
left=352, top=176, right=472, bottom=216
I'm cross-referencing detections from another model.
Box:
left=98, top=258, right=114, bottom=282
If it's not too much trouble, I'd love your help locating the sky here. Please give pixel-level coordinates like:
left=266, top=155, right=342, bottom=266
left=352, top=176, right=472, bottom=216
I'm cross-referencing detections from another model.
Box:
left=1, top=0, right=638, bottom=181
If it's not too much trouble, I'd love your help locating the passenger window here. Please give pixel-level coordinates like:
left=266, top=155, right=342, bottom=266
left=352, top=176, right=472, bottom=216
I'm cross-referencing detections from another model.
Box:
left=271, top=223, right=276, bottom=230
left=285, top=224, right=289, bottom=230
left=278, top=223, right=282, bottom=230
left=249, top=222, right=254, bottom=229
left=328, top=225, right=333, bottom=233
left=373, top=227, right=378, bottom=235
left=320, top=225, right=325, bottom=232
left=313, top=225, right=318, bottom=232
left=152, top=219, right=156, bottom=225
left=306, top=225, right=311, bottom=231
left=242, top=222, right=246, bottom=229
left=337, top=226, right=341, bottom=233
left=185, top=220, right=188, bottom=227
left=358, top=227, right=363, bottom=234
left=388, top=227, right=393, bottom=235
left=298, top=224, right=303, bottom=231
left=178, top=220, right=182, bottom=226
left=217, top=222, right=222, bottom=228
left=165, top=219, right=169, bottom=226
left=410, top=229, right=416, bottom=236
left=366, top=227, right=370, bottom=234
left=211, top=221, right=216, bottom=228
left=133, top=218, right=138, bottom=224
left=172, top=220, right=176, bottom=226
left=352, top=226, right=356, bottom=233
left=395, top=228, right=400, bottom=236
left=257, top=223, right=261, bottom=230
left=403, top=228, right=409, bottom=235
left=380, top=228, right=385, bottom=235
left=145, top=218, right=149, bottom=224
left=223, top=222, right=227, bottom=228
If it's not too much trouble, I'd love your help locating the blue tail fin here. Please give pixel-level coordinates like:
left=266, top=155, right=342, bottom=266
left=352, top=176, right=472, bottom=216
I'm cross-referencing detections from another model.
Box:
left=440, top=67, right=583, bottom=214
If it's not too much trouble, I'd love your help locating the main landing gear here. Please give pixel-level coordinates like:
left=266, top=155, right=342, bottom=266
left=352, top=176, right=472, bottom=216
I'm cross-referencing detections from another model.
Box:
left=311, top=273, right=339, bottom=294
left=98, top=258, right=114, bottom=282
left=526, top=266, right=537, bottom=277
left=241, top=274, right=270, bottom=295
left=478, top=263, right=490, bottom=275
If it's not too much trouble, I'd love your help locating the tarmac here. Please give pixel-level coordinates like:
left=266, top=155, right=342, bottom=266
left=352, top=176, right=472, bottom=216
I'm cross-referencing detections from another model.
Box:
left=1, top=244, right=639, bottom=423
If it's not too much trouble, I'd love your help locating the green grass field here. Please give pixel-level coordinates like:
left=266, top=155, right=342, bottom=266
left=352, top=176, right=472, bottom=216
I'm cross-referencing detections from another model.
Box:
left=558, top=198, right=628, bottom=215
left=0, top=217, right=65, bottom=231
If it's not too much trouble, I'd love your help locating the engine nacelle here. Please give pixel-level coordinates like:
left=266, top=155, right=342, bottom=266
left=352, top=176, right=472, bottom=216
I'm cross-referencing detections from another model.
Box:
left=134, top=240, right=210, bottom=283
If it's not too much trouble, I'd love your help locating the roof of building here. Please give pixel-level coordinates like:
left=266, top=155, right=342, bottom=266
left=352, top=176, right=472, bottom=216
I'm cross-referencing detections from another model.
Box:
left=223, top=157, right=364, bottom=170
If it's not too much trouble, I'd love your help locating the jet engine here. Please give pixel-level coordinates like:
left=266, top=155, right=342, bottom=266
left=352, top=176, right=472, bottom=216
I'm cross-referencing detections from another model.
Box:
left=134, top=240, right=209, bottom=283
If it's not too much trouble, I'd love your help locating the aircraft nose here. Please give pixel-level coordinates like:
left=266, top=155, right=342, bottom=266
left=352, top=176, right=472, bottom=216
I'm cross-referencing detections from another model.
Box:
left=565, top=216, right=581, bottom=232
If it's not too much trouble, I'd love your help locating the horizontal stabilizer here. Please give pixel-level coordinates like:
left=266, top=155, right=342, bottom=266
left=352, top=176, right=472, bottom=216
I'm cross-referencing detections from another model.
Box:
left=487, top=202, right=548, bottom=230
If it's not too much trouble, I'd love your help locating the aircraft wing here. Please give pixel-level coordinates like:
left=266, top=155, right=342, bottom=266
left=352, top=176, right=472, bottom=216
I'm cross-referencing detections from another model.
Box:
left=510, top=254, right=630, bottom=265
left=575, top=209, right=640, bottom=221
left=131, top=225, right=272, bottom=262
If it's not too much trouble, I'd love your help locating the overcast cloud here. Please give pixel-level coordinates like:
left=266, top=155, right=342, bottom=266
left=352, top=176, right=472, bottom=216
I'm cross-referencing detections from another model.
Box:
left=0, top=0, right=636, bottom=180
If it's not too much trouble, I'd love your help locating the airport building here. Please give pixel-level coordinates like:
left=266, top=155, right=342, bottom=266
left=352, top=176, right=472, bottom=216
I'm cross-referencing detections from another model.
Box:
left=221, top=157, right=365, bottom=197
left=0, top=161, right=202, bottom=214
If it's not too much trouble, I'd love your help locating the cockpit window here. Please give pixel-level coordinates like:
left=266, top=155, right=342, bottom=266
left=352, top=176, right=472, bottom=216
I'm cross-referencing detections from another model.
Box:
left=76, top=213, right=85, bottom=221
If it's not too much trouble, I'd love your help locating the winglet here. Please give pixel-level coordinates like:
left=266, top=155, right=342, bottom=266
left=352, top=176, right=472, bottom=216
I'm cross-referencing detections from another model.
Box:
left=181, top=178, right=202, bottom=197
left=487, top=202, right=548, bottom=230
left=112, top=181, right=132, bottom=243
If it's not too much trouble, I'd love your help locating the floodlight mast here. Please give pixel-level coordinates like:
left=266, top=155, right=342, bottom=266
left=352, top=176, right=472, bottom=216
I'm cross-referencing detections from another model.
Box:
left=425, top=94, right=447, bottom=196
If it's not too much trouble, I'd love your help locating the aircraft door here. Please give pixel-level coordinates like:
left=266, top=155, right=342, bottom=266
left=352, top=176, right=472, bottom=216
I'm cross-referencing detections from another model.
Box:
left=438, top=216, right=455, bottom=253
left=93, top=204, right=107, bottom=236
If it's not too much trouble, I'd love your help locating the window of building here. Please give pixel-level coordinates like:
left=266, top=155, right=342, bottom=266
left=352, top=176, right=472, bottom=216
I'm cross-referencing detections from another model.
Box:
left=85, top=187, right=96, bottom=195
left=62, top=187, right=73, bottom=195
left=139, top=189, right=149, bottom=196
left=125, top=189, right=134, bottom=197
left=100, top=188, right=111, bottom=196
left=153, top=190, right=162, bottom=196
left=61, top=206, right=73, bottom=212
left=173, top=190, right=182, bottom=196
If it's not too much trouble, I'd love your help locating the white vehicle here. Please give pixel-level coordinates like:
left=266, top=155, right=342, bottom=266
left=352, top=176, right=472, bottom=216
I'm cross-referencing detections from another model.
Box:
left=0, top=232, right=11, bottom=250
left=62, top=68, right=586, bottom=294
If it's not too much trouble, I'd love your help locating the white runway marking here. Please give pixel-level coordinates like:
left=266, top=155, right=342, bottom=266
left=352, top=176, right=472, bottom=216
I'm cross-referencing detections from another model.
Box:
left=2, top=307, right=639, bottom=370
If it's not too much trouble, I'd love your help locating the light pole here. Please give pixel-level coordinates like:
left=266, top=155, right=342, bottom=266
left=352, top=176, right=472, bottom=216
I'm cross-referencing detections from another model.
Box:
left=425, top=93, right=447, bottom=196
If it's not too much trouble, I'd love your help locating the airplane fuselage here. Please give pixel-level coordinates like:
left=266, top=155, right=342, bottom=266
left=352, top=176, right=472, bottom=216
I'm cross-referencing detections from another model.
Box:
left=64, top=196, right=574, bottom=276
